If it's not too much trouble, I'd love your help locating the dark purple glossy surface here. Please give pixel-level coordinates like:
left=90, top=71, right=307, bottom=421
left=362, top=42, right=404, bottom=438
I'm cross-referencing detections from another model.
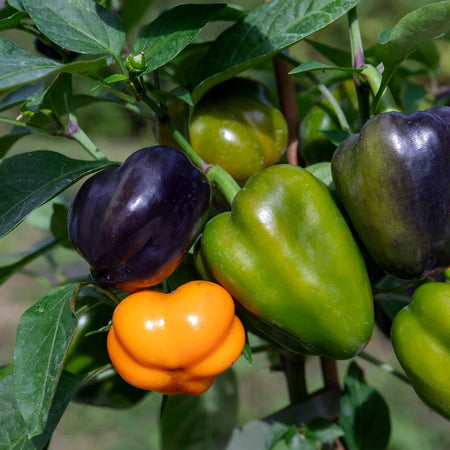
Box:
left=68, top=146, right=210, bottom=290
left=332, top=106, right=450, bottom=279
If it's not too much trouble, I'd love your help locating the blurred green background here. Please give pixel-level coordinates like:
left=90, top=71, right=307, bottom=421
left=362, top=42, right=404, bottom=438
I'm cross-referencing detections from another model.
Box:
left=1, top=0, right=449, bottom=448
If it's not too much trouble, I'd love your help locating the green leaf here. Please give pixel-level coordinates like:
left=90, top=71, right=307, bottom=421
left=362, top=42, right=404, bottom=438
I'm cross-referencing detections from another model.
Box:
left=14, top=283, right=78, bottom=437
left=37, top=73, right=77, bottom=122
left=0, top=39, right=108, bottom=92
left=0, top=370, right=81, bottom=450
left=211, top=4, right=248, bottom=22
left=0, top=126, right=32, bottom=158
left=401, top=79, right=427, bottom=114
left=376, top=1, right=450, bottom=103
left=267, top=422, right=291, bottom=449
left=6, top=0, right=24, bottom=11
left=31, top=371, right=82, bottom=449
left=339, top=362, right=391, bottom=450
left=103, top=73, right=129, bottom=84
left=0, top=237, right=61, bottom=285
left=243, top=342, right=253, bottom=366
left=223, top=388, right=340, bottom=449
left=120, top=0, right=154, bottom=32
left=285, top=431, right=318, bottom=450
left=0, top=7, right=26, bottom=30
left=0, top=374, right=35, bottom=450
left=0, top=38, right=59, bottom=90
left=307, top=418, right=344, bottom=444
left=21, top=0, right=125, bottom=57
left=290, top=61, right=362, bottom=75
left=160, top=370, right=238, bottom=450
left=305, top=162, right=335, bottom=191
left=0, top=364, right=14, bottom=380
left=20, top=81, right=46, bottom=114
left=133, top=3, right=230, bottom=76
left=50, top=203, right=72, bottom=248
left=0, top=150, right=117, bottom=239
left=305, top=39, right=351, bottom=67
left=408, top=41, right=440, bottom=72
left=0, top=81, right=45, bottom=112
left=192, top=0, right=361, bottom=101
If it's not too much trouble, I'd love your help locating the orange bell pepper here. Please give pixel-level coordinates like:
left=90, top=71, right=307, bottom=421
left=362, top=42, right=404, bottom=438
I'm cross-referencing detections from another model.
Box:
left=107, top=280, right=245, bottom=395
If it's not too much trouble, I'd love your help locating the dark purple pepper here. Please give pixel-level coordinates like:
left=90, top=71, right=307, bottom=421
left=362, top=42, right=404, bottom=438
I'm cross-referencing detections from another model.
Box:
left=68, top=146, right=211, bottom=291
left=332, top=106, right=450, bottom=279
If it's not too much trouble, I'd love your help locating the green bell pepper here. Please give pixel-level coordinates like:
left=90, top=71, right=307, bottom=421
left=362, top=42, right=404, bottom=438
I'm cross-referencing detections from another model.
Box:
left=391, top=282, right=450, bottom=419
left=199, top=164, right=374, bottom=359
left=189, top=77, right=288, bottom=184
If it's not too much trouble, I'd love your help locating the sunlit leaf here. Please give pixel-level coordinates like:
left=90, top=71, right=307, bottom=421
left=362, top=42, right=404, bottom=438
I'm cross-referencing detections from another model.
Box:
left=14, top=284, right=78, bottom=437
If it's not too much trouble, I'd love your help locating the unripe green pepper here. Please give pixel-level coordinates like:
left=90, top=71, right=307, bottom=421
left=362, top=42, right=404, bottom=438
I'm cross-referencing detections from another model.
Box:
left=189, top=78, right=288, bottom=184
left=300, top=79, right=360, bottom=165
left=391, top=282, right=450, bottom=419
left=199, top=165, right=374, bottom=359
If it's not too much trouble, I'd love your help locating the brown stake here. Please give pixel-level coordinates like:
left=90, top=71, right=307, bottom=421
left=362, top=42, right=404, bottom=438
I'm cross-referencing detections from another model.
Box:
left=273, top=55, right=302, bottom=166
left=320, top=357, right=339, bottom=389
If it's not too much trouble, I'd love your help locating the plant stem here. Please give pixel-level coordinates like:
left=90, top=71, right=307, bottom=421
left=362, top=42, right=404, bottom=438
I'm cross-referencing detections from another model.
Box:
left=348, top=6, right=370, bottom=125
left=348, top=7, right=364, bottom=70
left=358, top=351, right=410, bottom=384
left=205, top=165, right=241, bottom=205
left=141, top=93, right=241, bottom=206
left=0, top=115, right=53, bottom=133
left=164, top=119, right=206, bottom=170
left=86, top=283, right=122, bottom=306
left=68, top=120, right=107, bottom=160
left=320, top=357, right=339, bottom=389
left=1, top=238, right=63, bottom=285
left=360, top=64, right=400, bottom=114
left=280, top=352, right=308, bottom=404
left=316, top=83, right=351, bottom=131
left=63, top=78, right=108, bottom=161
left=373, top=278, right=426, bottom=295
left=78, top=73, right=137, bottom=104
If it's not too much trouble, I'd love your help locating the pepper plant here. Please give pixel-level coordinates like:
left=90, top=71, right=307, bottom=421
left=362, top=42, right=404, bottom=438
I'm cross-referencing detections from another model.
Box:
left=0, top=0, right=449, bottom=448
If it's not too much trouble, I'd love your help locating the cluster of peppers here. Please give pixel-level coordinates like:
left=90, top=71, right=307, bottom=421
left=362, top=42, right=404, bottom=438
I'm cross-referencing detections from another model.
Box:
left=67, top=77, right=450, bottom=418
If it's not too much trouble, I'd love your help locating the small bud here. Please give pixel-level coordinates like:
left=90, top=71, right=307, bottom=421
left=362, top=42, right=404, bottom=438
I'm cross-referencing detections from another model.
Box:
left=125, top=52, right=147, bottom=74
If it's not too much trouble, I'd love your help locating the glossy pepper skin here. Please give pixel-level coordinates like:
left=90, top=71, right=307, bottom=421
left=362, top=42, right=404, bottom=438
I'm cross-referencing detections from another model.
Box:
left=64, top=291, right=147, bottom=408
left=68, top=146, right=211, bottom=292
left=391, top=282, right=450, bottom=419
left=189, top=77, right=288, bottom=184
left=300, top=79, right=360, bottom=165
left=332, top=106, right=450, bottom=279
left=107, top=281, right=245, bottom=395
left=199, top=165, right=374, bottom=359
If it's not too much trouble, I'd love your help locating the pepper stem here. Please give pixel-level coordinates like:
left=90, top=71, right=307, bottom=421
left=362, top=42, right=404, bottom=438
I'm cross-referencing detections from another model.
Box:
left=358, top=351, right=410, bottom=384
left=348, top=6, right=370, bottom=125
left=360, top=64, right=401, bottom=114
left=280, top=352, right=308, bottom=403
left=141, top=92, right=241, bottom=206
left=279, top=52, right=351, bottom=132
